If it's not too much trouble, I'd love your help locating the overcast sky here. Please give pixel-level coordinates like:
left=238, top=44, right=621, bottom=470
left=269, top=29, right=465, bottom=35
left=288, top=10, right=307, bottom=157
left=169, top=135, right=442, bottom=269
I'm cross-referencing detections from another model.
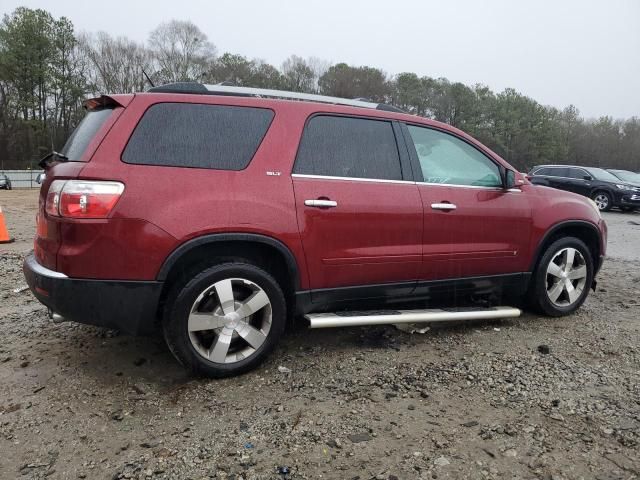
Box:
left=3, top=0, right=639, bottom=118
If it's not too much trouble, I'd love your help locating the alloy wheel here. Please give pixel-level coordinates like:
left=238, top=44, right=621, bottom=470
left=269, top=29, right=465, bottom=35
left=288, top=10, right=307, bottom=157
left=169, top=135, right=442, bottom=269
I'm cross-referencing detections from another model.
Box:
left=593, top=193, right=609, bottom=211
left=545, top=247, right=588, bottom=307
left=188, top=278, right=272, bottom=363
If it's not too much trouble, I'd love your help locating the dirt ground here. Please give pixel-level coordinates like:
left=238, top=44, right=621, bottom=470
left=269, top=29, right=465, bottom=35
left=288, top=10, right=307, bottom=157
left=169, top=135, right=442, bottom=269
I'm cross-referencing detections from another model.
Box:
left=0, top=189, right=638, bottom=480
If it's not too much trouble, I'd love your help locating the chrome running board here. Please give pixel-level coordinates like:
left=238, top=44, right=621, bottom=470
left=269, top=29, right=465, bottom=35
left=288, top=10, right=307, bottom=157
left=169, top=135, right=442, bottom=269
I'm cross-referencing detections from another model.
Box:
left=306, top=306, right=521, bottom=329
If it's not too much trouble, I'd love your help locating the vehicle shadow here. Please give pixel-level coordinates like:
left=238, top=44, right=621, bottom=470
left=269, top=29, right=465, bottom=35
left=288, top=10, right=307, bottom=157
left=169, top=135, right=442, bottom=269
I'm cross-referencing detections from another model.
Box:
left=64, top=313, right=522, bottom=391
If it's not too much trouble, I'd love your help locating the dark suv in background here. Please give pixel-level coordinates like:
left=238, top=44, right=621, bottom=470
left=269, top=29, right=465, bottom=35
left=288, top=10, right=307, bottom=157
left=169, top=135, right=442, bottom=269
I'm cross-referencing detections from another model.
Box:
left=607, top=169, right=640, bottom=188
left=529, top=164, right=640, bottom=212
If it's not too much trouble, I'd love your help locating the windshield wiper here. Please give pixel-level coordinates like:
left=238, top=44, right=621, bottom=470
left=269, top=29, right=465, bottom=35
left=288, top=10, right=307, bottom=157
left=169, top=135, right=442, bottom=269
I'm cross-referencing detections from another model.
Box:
left=38, top=151, right=69, bottom=169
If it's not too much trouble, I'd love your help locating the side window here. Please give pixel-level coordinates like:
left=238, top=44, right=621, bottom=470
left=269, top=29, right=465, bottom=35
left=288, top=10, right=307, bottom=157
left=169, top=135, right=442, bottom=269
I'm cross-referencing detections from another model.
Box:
left=567, top=168, right=582, bottom=179
left=62, top=108, right=114, bottom=162
left=406, top=125, right=501, bottom=187
left=550, top=167, right=570, bottom=178
left=122, top=103, right=274, bottom=170
left=535, top=168, right=552, bottom=176
left=294, top=115, right=402, bottom=181
left=568, top=168, right=590, bottom=179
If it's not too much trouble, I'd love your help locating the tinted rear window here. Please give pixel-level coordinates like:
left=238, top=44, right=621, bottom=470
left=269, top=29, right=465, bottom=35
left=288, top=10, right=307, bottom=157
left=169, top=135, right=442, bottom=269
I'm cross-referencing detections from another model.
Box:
left=122, top=103, right=274, bottom=170
left=61, top=108, right=114, bottom=161
left=294, top=115, right=402, bottom=180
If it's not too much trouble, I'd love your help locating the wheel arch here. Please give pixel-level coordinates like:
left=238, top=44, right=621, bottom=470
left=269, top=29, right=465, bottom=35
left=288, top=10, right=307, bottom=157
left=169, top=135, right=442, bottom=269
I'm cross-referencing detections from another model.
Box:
left=157, top=233, right=301, bottom=287
left=590, top=188, right=613, bottom=202
left=529, top=220, right=602, bottom=273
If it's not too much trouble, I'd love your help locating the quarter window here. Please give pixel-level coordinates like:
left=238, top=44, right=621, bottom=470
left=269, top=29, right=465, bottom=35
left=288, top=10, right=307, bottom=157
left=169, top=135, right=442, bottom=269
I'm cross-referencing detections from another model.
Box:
left=294, top=115, right=402, bottom=181
left=122, top=103, right=274, bottom=170
left=62, top=108, right=114, bottom=162
left=406, top=125, right=501, bottom=187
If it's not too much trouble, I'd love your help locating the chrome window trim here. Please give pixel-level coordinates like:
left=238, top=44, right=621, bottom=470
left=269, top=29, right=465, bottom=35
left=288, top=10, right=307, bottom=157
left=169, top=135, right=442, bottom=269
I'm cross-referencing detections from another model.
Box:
left=291, top=173, right=414, bottom=185
left=532, top=166, right=591, bottom=181
left=532, top=173, right=584, bottom=181
left=291, top=175, right=520, bottom=192
left=416, top=181, right=503, bottom=190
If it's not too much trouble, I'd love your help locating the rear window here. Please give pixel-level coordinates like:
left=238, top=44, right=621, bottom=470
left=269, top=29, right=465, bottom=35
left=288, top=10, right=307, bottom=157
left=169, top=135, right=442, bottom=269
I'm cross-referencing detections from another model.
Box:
left=122, top=103, right=274, bottom=170
left=61, top=108, right=114, bottom=161
left=294, top=115, right=402, bottom=180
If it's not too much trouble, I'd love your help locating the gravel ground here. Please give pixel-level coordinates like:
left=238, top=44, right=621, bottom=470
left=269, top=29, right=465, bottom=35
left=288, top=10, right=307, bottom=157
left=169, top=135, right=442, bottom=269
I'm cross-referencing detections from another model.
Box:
left=0, top=189, right=639, bottom=480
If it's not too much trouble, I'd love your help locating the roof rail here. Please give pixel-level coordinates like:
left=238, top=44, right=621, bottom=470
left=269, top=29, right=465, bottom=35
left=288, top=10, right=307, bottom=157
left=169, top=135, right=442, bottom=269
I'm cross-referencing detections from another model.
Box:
left=202, top=84, right=380, bottom=109
left=147, top=82, right=405, bottom=112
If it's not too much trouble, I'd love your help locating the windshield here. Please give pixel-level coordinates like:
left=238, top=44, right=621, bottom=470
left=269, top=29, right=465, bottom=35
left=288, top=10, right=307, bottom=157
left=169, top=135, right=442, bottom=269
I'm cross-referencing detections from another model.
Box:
left=609, top=169, right=640, bottom=183
left=60, top=108, right=113, bottom=161
left=587, top=167, right=622, bottom=183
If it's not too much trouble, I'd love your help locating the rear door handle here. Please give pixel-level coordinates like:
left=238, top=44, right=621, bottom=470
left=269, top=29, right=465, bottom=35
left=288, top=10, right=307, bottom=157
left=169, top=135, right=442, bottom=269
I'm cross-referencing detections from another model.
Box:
left=431, top=203, right=457, bottom=211
left=305, top=199, right=338, bottom=208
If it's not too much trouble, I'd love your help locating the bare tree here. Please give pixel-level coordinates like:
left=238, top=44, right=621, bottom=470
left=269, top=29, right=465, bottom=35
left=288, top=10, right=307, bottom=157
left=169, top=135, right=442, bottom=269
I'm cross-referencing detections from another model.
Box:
left=79, top=32, right=152, bottom=94
left=306, top=56, right=330, bottom=92
left=148, top=20, right=216, bottom=83
left=281, top=55, right=315, bottom=93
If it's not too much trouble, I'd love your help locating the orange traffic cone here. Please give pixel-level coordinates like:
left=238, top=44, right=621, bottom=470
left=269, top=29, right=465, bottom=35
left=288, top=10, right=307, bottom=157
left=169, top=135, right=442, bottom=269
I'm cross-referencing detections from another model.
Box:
left=0, top=206, right=14, bottom=244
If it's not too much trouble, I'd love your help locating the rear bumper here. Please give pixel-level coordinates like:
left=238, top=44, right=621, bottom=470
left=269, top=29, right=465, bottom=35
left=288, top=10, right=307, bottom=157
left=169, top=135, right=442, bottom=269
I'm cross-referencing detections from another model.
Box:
left=23, top=253, right=162, bottom=335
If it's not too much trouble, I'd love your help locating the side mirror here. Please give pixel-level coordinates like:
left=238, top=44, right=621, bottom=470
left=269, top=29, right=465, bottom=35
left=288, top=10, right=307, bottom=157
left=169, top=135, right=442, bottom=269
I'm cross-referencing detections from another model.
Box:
left=504, top=170, right=517, bottom=189
left=583, top=175, right=592, bottom=181
left=35, top=173, right=45, bottom=184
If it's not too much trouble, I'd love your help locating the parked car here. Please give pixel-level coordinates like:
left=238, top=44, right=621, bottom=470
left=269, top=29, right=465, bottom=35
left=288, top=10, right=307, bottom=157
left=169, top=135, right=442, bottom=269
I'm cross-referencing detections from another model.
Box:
left=528, top=164, right=640, bottom=212
left=24, top=84, right=607, bottom=377
left=606, top=169, right=640, bottom=188
left=0, top=173, right=11, bottom=190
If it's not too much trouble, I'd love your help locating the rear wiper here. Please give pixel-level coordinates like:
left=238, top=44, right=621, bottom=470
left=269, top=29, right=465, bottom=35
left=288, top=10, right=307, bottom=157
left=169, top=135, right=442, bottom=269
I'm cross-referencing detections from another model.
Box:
left=39, top=151, right=69, bottom=169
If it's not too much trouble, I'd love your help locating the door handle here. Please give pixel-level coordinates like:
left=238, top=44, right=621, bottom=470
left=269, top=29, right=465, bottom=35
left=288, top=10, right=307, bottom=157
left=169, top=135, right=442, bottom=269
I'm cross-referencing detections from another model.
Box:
left=431, top=202, right=457, bottom=211
left=305, top=199, right=338, bottom=208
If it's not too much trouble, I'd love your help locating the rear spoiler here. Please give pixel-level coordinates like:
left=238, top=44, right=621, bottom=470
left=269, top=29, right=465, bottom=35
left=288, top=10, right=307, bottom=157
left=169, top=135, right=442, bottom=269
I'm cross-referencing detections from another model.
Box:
left=83, top=94, right=134, bottom=110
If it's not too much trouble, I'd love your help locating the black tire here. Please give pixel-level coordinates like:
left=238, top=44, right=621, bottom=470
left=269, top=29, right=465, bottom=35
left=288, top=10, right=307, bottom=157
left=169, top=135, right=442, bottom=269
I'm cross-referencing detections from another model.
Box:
left=592, top=191, right=612, bottom=212
left=528, top=236, right=594, bottom=317
left=162, top=262, right=286, bottom=378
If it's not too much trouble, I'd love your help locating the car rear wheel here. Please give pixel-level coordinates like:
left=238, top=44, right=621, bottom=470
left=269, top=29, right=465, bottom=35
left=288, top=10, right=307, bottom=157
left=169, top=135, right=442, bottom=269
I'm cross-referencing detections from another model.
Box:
left=592, top=191, right=612, bottom=211
left=528, top=237, right=594, bottom=317
left=162, top=262, right=286, bottom=378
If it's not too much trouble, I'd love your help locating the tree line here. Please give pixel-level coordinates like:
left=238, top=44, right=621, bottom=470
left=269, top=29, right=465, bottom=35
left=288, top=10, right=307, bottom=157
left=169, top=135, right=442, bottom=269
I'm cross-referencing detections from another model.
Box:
left=1, top=7, right=638, bottom=172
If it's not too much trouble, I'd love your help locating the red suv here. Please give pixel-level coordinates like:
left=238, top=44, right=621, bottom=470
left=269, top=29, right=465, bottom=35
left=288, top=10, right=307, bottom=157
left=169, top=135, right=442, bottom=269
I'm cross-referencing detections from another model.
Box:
left=24, top=83, right=607, bottom=377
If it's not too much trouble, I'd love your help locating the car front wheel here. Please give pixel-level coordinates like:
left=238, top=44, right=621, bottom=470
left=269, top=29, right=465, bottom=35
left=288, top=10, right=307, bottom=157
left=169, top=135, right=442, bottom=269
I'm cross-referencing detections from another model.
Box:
left=528, top=237, right=594, bottom=317
left=162, top=262, right=286, bottom=378
left=592, top=191, right=612, bottom=211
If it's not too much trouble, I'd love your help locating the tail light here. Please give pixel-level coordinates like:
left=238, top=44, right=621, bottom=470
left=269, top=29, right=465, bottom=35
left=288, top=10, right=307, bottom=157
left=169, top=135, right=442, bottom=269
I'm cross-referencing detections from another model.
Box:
left=45, top=180, right=65, bottom=216
left=45, top=180, right=125, bottom=219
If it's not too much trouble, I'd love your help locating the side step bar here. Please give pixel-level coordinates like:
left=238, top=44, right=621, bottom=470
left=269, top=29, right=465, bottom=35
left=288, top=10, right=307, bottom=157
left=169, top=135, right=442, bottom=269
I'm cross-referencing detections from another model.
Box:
left=306, top=306, right=521, bottom=329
